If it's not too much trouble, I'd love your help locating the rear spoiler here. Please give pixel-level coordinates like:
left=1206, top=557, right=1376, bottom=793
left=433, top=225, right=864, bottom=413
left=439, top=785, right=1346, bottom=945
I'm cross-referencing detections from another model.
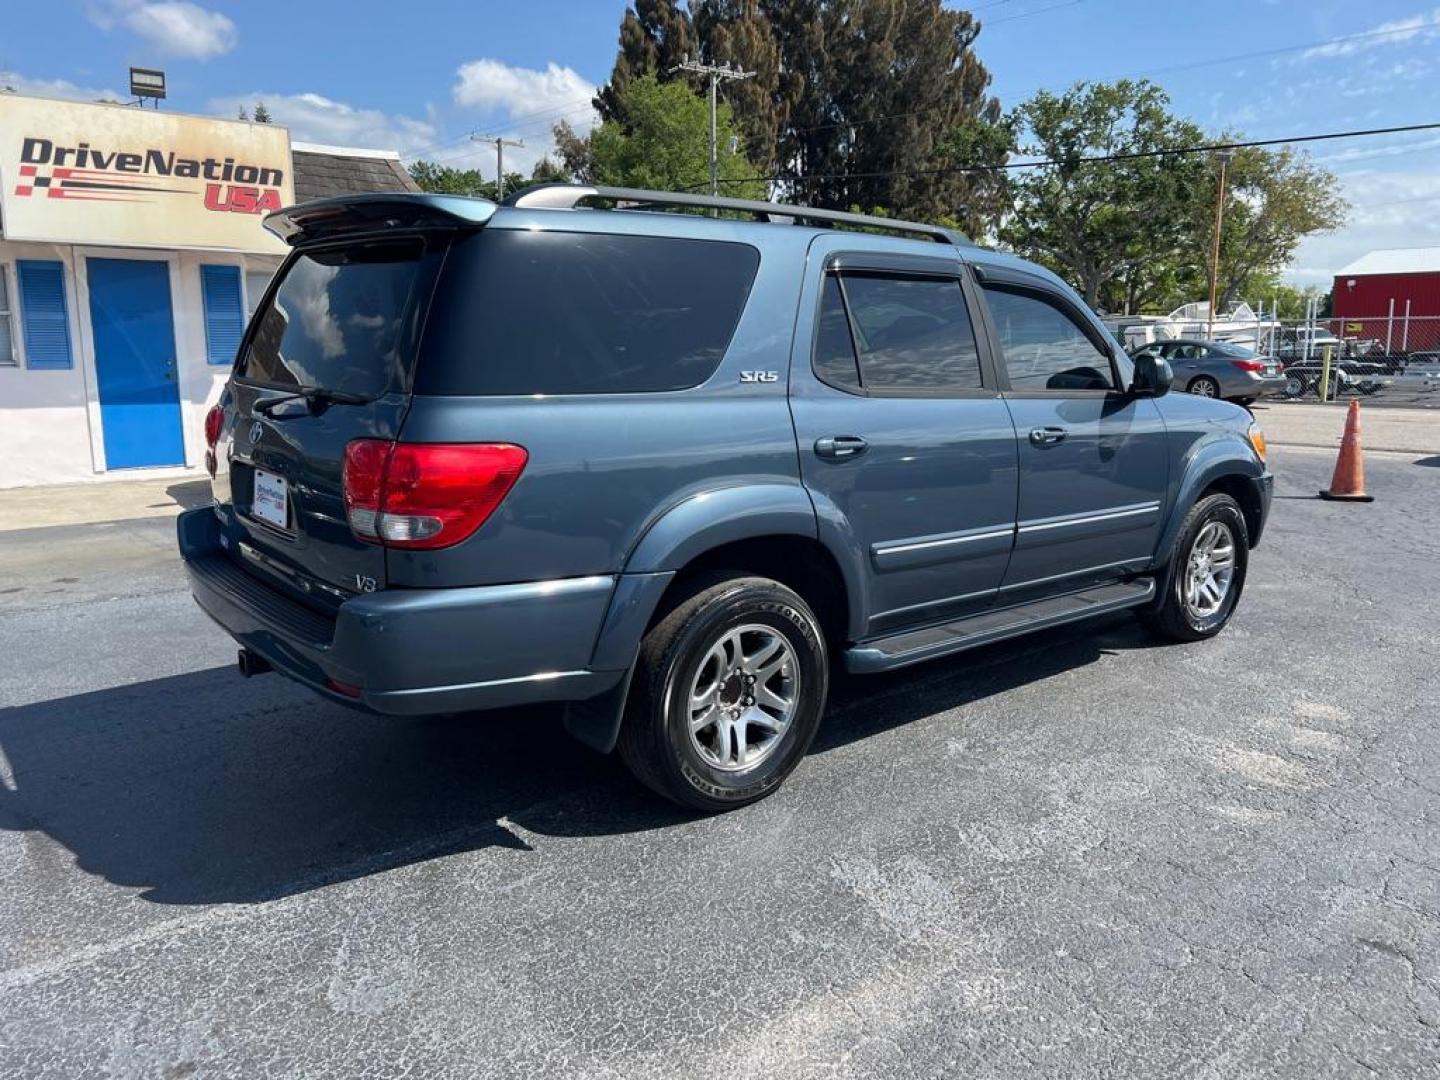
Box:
left=264, top=193, right=496, bottom=247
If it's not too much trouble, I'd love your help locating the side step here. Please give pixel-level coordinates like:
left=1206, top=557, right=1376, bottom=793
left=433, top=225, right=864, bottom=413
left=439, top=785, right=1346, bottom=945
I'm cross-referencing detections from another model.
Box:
left=845, top=578, right=1156, bottom=674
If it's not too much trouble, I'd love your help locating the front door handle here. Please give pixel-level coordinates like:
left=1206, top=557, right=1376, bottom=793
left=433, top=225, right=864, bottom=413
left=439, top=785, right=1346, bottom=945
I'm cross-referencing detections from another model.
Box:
left=1029, top=426, right=1068, bottom=447
left=815, top=435, right=868, bottom=461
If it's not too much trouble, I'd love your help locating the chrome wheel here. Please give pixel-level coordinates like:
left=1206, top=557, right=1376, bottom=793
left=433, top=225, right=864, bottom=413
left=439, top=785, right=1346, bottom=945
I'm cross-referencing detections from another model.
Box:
left=1184, top=521, right=1236, bottom=619
left=686, top=624, right=799, bottom=772
left=1190, top=377, right=1219, bottom=398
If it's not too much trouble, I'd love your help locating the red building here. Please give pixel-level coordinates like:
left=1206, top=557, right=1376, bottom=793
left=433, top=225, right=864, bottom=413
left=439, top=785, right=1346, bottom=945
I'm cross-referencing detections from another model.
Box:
left=1332, top=247, right=1440, bottom=355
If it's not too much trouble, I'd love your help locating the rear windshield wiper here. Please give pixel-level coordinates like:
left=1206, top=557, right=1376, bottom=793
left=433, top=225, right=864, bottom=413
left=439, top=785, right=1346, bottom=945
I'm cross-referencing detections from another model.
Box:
left=254, top=388, right=373, bottom=417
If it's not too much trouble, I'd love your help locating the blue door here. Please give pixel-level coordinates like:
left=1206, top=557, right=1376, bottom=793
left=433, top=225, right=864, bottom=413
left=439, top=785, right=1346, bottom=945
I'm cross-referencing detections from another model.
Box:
left=87, top=258, right=184, bottom=469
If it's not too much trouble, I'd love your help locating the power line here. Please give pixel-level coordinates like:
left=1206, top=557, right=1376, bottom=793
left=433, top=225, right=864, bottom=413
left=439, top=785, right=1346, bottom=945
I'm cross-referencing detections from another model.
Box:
left=791, top=20, right=1440, bottom=140
left=670, top=56, right=756, bottom=196
left=704, top=120, right=1440, bottom=189
left=984, top=0, right=1086, bottom=26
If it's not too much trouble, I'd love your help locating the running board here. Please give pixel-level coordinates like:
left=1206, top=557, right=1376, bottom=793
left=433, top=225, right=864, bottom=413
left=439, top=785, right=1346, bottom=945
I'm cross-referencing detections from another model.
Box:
left=845, top=578, right=1156, bottom=674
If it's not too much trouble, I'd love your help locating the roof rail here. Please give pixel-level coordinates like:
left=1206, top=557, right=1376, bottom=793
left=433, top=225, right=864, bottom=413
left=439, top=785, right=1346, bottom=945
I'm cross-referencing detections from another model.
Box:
left=502, top=183, right=968, bottom=246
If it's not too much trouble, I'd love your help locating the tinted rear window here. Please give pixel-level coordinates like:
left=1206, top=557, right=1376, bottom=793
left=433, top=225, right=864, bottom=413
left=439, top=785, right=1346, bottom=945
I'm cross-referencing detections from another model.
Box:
left=418, top=230, right=760, bottom=395
left=237, top=238, right=440, bottom=397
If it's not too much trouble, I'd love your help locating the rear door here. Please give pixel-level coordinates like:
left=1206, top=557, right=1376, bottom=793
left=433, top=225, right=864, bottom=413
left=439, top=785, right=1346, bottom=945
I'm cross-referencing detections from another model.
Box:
left=788, top=238, right=1019, bottom=636
left=973, top=266, right=1168, bottom=600
left=215, top=234, right=445, bottom=611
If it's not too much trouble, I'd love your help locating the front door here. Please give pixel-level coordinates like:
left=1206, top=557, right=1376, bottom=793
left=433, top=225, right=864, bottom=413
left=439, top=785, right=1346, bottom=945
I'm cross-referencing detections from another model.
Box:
left=87, top=257, right=184, bottom=469
left=975, top=272, right=1169, bottom=599
left=788, top=238, right=1019, bottom=637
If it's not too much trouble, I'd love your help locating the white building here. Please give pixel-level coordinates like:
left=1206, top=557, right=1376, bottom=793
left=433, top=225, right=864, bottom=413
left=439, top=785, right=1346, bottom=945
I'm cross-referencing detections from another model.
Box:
left=0, top=92, right=418, bottom=488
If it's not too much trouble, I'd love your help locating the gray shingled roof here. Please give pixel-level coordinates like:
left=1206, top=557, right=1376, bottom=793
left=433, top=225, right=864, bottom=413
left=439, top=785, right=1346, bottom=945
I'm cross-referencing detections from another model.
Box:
left=292, top=149, right=421, bottom=203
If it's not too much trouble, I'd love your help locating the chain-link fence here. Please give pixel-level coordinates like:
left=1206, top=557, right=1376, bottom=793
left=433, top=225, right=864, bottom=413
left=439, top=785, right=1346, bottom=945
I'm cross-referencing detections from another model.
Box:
left=1267, top=315, right=1440, bottom=407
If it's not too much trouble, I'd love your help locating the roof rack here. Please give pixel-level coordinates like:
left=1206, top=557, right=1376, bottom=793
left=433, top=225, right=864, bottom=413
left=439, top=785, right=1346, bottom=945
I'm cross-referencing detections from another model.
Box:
left=502, top=183, right=968, bottom=246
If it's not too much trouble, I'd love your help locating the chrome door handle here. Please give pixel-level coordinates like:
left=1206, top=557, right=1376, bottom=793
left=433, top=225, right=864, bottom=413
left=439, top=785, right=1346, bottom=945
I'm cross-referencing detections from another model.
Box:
left=814, top=435, right=869, bottom=461
left=1029, top=426, right=1068, bottom=447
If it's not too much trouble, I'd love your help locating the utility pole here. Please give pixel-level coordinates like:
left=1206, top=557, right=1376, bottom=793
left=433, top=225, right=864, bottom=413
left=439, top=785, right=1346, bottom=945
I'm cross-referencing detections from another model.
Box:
left=1206, top=148, right=1234, bottom=340
left=470, top=134, right=525, bottom=201
left=669, top=56, right=755, bottom=196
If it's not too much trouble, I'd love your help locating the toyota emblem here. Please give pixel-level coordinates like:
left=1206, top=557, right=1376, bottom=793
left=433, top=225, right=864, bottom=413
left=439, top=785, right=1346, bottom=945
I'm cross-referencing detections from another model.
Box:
left=249, top=421, right=264, bottom=445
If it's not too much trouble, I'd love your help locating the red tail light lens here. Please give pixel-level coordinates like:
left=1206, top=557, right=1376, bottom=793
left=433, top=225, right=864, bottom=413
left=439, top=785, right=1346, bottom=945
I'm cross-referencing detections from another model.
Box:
left=1231, top=360, right=1266, bottom=373
left=342, top=440, right=527, bottom=550
left=204, top=404, right=224, bottom=447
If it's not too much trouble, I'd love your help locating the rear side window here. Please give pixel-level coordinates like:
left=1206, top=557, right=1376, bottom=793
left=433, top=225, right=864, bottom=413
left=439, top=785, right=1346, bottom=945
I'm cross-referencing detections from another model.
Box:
left=238, top=238, right=440, bottom=397
left=419, top=230, right=760, bottom=395
left=813, top=271, right=983, bottom=392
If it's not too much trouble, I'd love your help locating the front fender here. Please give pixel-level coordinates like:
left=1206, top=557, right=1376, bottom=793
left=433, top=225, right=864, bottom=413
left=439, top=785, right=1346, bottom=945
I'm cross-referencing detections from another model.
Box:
left=1153, top=431, right=1264, bottom=563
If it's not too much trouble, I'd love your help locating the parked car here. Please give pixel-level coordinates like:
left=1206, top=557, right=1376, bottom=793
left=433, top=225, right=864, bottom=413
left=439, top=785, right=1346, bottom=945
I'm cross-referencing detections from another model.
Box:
left=1130, top=338, right=1287, bottom=404
left=180, top=185, right=1272, bottom=811
left=1278, top=356, right=1386, bottom=398
left=1276, top=327, right=1343, bottom=362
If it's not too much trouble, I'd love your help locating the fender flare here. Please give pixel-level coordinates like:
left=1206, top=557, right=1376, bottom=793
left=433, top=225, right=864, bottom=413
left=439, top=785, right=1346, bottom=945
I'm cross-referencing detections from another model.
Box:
left=567, top=483, right=866, bottom=754
left=1153, top=432, right=1264, bottom=563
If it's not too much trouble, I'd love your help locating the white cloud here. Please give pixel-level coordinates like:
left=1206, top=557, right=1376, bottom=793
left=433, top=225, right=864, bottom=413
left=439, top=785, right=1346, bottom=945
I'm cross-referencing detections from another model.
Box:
left=93, top=2, right=238, bottom=60
left=1285, top=167, right=1440, bottom=286
left=206, top=91, right=438, bottom=156
left=0, top=70, right=125, bottom=102
left=1296, top=8, right=1440, bottom=60
left=452, top=59, right=596, bottom=122
left=447, top=59, right=598, bottom=177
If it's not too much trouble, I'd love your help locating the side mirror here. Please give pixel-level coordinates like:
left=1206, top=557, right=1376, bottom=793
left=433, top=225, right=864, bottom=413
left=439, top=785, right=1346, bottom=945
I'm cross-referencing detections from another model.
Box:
left=1131, top=353, right=1172, bottom=398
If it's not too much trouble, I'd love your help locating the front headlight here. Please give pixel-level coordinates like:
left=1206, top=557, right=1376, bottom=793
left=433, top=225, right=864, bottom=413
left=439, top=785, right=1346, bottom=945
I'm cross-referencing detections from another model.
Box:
left=1247, top=421, right=1268, bottom=464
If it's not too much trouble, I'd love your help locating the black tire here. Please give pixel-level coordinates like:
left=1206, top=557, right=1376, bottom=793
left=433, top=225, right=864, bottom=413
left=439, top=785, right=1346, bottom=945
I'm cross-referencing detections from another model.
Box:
left=1139, top=493, right=1249, bottom=643
left=1188, top=375, right=1221, bottom=399
left=617, top=574, right=829, bottom=812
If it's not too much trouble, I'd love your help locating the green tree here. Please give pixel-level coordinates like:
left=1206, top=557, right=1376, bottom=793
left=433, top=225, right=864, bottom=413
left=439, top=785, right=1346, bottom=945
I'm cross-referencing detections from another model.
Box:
left=563, top=74, right=764, bottom=198
left=1204, top=145, right=1347, bottom=309
left=407, top=160, right=527, bottom=201
left=237, top=105, right=249, bottom=121
left=595, top=0, right=696, bottom=127
left=592, top=0, right=1006, bottom=229
left=252, top=102, right=271, bottom=124
left=1002, top=80, right=1206, bottom=310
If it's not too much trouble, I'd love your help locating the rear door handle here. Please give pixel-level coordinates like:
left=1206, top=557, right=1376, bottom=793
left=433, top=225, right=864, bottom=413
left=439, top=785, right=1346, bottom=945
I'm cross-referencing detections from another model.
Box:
left=1029, top=426, right=1068, bottom=447
left=814, top=435, right=868, bottom=461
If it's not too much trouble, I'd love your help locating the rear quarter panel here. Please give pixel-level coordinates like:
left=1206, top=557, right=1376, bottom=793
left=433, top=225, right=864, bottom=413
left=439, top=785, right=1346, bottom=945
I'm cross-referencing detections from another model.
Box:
left=388, top=211, right=815, bottom=588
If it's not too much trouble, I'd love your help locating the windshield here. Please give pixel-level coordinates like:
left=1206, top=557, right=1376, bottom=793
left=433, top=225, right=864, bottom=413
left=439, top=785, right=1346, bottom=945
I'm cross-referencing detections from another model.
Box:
left=237, top=237, right=442, bottom=397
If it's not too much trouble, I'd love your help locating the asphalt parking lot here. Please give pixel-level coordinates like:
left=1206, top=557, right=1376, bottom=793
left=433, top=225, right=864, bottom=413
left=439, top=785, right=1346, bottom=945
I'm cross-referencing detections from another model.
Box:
left=2, top=446, right=1438, bottom=1078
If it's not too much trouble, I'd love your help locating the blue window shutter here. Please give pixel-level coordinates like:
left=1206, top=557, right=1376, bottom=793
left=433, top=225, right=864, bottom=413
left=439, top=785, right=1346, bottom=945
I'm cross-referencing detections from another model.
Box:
left=201, top=264, right=245, bottom=366
left=17, top=260, right=73, bottom=370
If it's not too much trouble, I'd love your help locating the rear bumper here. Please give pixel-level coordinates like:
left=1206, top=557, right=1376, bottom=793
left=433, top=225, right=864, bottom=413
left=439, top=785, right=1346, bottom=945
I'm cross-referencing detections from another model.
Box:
left=1226, top=372, right=1288, bottom=399
left=178, top=508, right=629, bottom=715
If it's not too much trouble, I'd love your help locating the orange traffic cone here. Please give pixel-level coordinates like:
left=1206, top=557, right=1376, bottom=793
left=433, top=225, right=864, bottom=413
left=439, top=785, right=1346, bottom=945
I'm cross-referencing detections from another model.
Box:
left=1319, top=399, right=1374, bottom=502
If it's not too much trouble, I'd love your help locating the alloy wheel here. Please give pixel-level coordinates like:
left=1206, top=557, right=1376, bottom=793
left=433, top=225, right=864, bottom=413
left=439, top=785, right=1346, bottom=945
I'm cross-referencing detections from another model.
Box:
left=686, top=624, right=799, bottom=772
left=1184, top=520, right=1236, bottom=619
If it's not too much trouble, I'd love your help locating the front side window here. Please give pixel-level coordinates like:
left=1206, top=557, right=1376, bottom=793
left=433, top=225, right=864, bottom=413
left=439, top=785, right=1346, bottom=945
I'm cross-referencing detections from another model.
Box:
left=812, top=271, right=983, bottom=392
left=983, top=287, right=1115, bottom=392
left=0, top=269, right=14, bottom=366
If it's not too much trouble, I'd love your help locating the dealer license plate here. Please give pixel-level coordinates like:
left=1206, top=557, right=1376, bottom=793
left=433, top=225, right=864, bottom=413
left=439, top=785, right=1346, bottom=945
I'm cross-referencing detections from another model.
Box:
left=252, top=468, right=289, bottom=529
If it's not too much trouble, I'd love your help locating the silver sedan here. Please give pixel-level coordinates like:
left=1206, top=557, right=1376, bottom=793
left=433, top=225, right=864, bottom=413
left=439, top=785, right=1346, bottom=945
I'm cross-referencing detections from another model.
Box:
left=1131, top=339, right=1288, bottom=404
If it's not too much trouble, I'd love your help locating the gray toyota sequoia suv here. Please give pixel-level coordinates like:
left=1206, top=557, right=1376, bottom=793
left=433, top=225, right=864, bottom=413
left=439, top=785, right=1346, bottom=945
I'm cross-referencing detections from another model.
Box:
left=180, top=184, right=1273, bottom=811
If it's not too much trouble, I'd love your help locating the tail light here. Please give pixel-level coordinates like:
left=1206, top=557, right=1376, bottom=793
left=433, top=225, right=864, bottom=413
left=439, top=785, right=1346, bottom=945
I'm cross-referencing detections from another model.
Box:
left=342, top=440, right=527, bottom=550
left=1231, top=360, right=1266, bottom=373
left=204, top=404, right=224, bottom=477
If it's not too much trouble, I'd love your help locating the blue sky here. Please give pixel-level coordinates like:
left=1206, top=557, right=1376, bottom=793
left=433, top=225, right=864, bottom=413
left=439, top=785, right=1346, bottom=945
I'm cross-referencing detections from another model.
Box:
left=4, top=0, right=1440, bottom=287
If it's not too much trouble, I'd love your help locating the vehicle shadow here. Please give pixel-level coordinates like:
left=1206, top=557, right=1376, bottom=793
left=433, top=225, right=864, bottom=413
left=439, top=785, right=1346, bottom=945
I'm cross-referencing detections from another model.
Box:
left=0, top=615, right=1156, bottom=906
